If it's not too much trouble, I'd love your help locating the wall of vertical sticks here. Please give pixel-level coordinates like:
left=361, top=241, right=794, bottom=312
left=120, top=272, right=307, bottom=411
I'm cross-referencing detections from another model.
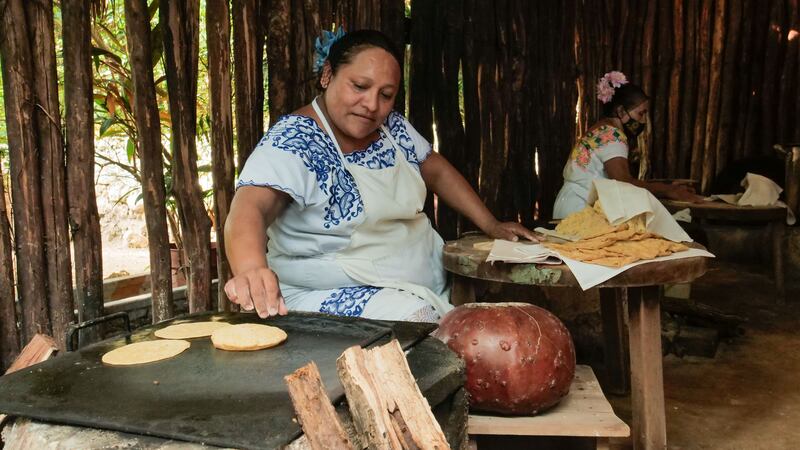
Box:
left=1, top=0, right=798, bottom=371
left=410, top=0, right=800, bottom=233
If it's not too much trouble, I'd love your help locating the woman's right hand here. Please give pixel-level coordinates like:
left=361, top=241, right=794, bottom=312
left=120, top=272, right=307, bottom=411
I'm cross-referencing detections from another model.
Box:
left=224, top=267, right=288, bottom=318
left=665, top=184, right=704, bottom=203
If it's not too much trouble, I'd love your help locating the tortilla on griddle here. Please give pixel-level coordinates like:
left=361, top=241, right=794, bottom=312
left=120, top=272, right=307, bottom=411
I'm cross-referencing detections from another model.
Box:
left=154, top=321, right=232, bottom=339
left=211, top=323, right=287, bottom=351
left=102, top=340, right=190, bottom=366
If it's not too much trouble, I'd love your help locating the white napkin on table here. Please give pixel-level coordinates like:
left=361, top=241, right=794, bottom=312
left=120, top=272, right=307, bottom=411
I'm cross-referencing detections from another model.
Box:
left=707, top=172, right=796, bottom=225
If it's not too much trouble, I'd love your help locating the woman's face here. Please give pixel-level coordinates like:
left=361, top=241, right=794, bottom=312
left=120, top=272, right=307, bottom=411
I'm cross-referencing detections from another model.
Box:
left=622, top=100, right=649, bottom=124
left=322, top=47, right=401, bottom=140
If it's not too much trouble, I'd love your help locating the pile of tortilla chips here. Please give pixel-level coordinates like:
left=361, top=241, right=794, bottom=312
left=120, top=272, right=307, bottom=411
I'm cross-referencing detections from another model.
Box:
left=546, top=202, right=687, bottom=268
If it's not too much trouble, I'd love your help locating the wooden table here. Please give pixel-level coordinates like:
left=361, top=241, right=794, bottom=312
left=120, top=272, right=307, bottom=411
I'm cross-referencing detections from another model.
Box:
left=662, top=199, right=787, bottom=301
left=443, top=234, right=709, bottom=450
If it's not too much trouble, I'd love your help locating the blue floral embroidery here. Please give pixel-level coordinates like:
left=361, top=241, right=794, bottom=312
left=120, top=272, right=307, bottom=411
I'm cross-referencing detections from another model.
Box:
left=268, top=116, right=364, bottom=228
left=345, top=137, right=395, bottom=169
left=343, top=111, right=426, bottom=169
left=319, top=286, right=382, bottom=317
left=257, top=112, right=427, bottom=228
left=386, top=111, right=426, bottom=165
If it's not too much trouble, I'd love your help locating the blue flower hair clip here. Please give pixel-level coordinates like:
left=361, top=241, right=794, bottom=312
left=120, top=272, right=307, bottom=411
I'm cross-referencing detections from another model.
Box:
left=313, top=27, right=346, bottom=74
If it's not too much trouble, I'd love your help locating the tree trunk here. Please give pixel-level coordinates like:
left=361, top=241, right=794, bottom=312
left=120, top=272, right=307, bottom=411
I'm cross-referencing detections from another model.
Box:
left=759, top=0, right=785, bottom=155
left=24, top=0, right=74, bottom=350
left=690, top=0, right=712, bottom=185
left=206, top=0, right=236, bottom=311
left=290, top=0, right=321, bottom=108
left=679, top=0, right=698, bottom=177
left=266, top=0, right=292, bottom=123
left=777, top=0, right=798, bottom=143
left=233, top=0, right=264, bottom=171
left=666, top=0, right=684, bottom=178
left=432, top=0, right=467, bottom=239
left=161, top=0, right=212, bottom=313
left=124, top=0, right=174, bottom=322
left=701, top=0, right=726, bottom=193
left=652, top=0, right=672, bottom=179
left=714, top=0, right=743, bottom=177
left=0, top=160, right=20, bottom=371
left=62, top=0, right=104, bottom=329
left=0, top=0, right=51, bottom=344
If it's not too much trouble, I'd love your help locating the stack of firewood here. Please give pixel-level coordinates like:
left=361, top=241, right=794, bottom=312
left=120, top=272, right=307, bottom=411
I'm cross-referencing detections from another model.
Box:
left=284, top=339, right=451, bottom=450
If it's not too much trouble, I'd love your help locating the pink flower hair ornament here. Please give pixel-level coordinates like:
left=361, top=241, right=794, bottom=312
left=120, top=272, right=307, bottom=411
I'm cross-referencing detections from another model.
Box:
left=596, top=71, right=628, bottom=103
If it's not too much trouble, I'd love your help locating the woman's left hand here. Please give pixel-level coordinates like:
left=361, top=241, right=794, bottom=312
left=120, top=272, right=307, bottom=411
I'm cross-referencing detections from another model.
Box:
left=485, top=220, right=539, bottom=242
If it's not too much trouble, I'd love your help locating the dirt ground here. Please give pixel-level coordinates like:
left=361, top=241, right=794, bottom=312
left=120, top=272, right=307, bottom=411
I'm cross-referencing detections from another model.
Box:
left=658, top=262, right=799, bottom=449
left=476, top=261, right=799, bottom=450
left=603, top=261, right=800, bottom=450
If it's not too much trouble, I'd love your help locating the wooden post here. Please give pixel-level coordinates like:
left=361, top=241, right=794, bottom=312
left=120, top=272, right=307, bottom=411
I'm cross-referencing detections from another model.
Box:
left=62, top=0, right=105, bottom=341
left=0, top=0, right=52, bottom=343
left=777, top=0, right=799, bottom=143
left=124, top=0, right=175, bottom=322
left=650, top=2, right=682, bottom=176
left=285, top=361, right=354, bottom=450
left=599, top=288, right=629, bottom=395
left=733, top=0, right=756, bottom=161
left=770, top=221, right=786, bottom=302
left=714, top=0, right=743, bottom=178
left=759, top=0, right=786, bottom=156
left=432, top=0, right=467, bottom=239
left=700, top=0, right=726, bottom=193
left=206, top=0, right=237, bottom=311
left=0, top=159, right=20, bottom=370
left=337, top=339, right=450, bottom=449
left=161, top=0, right=212, bottom=313
left=678, top=0, right=698, bottom=178
left=666, top=0, right=684, bottom=178
left=265, top=0, right=292, bottom=123
left=24, top=0, right=75, bottom=350
left=627, top=286, right=666, bottom=450
left=690, top=0, right=713, bottom=186
left=232, top=0, right=264, bottom=171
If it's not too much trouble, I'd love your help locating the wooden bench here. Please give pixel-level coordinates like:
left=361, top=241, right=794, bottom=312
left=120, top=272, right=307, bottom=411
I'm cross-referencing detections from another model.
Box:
left=468, top=365, right=629, bottom=450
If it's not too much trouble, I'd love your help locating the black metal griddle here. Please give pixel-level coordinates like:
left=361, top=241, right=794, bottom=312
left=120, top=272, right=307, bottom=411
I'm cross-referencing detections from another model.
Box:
left=0, top=312, right=439, bottom=449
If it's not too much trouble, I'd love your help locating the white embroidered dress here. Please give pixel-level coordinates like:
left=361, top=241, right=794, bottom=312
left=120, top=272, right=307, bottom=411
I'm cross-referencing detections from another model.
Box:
left=237, top=107, right=448, bottom=322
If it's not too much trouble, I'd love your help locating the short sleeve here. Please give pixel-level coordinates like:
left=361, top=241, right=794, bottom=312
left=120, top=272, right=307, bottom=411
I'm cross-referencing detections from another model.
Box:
left=593, top=127, right=629, bottom=163
left=385, top=111, right=433, bottom=165
left=595, top=141, right=628, bottom=163
left=236, top=116, right=324, bottom=208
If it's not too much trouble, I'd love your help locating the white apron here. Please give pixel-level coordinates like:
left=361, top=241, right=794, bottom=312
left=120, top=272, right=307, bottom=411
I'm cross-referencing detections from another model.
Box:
left=310, top=98, right=452, bottom=316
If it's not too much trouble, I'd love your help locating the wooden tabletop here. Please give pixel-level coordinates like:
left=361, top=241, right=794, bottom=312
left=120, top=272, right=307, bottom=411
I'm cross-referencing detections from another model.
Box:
left=661, top=199, right=786, bottom=223
left=443, top=234, right=708, bottom=288
left=468, top=365, right=630, bottom=438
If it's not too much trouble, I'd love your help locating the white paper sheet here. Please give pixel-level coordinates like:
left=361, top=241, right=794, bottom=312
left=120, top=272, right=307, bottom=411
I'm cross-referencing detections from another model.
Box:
left=556, top=247, right=715, bottom=290
left=484, top=239, right=715, bottom=290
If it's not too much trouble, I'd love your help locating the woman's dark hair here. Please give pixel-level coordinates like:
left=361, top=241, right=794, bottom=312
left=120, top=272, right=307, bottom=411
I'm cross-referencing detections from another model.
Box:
left=324, top=29, right=403, bottom=78
left=601, top=84, right=649, bottom=118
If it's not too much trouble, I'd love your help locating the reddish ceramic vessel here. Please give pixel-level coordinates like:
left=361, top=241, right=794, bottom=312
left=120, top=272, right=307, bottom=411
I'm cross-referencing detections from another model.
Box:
left=435, top=302, right=576, bottom=415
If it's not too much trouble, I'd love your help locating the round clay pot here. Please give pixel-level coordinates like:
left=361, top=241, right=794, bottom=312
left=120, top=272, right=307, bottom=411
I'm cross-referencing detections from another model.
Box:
left=435, top=302, right=575, bottom=415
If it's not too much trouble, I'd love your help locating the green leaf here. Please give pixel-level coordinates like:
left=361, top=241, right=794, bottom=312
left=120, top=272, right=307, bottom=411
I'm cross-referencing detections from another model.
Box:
left=126, top=138, right=136, bottom=162
left=99, top=117, right=116, bottom=137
